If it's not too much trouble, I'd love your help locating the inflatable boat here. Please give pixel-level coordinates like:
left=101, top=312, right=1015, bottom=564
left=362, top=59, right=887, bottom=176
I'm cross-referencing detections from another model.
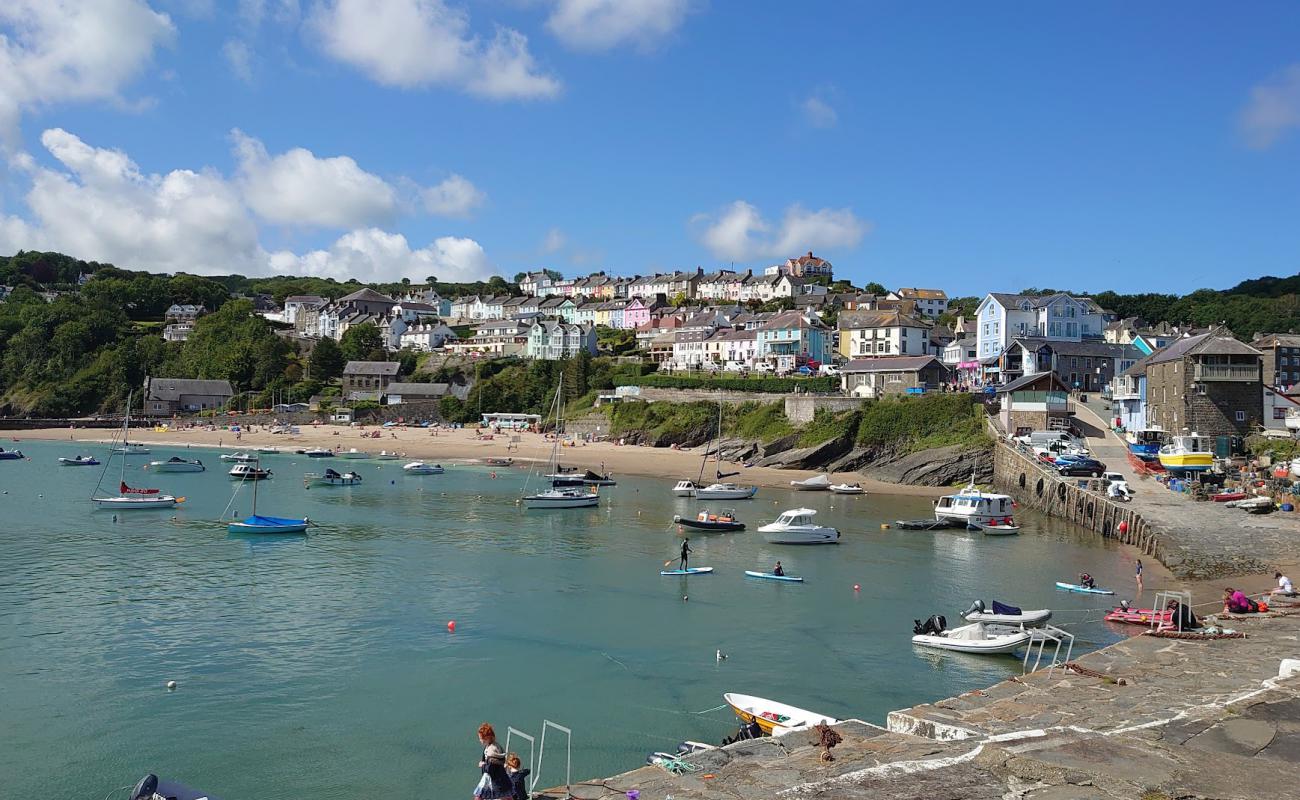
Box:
left=962, top=600, right=1052, bottom=627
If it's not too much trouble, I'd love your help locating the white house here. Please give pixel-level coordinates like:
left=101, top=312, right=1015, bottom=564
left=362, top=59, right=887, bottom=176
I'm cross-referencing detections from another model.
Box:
left=526, top=321, right=597, bottom=360
left=283, top=295, right=325, bottom=325
left=518, top=271, right=553, bottom=297
left=704, top=328, right=758, bottom=367
left=399, top=321, right=458, bottom=352
left=887, top=288, right=949, bottom=318
left=974, top=293, right=1105, bottom=375
left=837, top=310, right=932, bottom=359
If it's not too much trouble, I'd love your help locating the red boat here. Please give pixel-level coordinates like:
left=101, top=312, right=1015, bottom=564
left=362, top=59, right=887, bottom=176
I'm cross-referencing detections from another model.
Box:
left=1104, top=606, right=1172, bottom=626
left=1211, top=492, right=1248, bottom=502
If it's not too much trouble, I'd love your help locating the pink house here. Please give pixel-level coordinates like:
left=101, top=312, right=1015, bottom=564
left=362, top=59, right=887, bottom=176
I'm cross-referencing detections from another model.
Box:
left=622, top=297, right=649, bottom=330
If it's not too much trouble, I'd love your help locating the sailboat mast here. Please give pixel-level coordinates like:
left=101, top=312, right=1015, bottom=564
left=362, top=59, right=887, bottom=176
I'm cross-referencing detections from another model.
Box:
left=120, top=390, right=131, bottom=491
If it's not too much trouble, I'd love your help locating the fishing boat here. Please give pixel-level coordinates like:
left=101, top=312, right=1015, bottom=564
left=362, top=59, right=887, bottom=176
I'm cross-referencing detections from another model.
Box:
left=1125, top=426, right=1167, bottom=462
left=59, top=455, right=99, bottom=466
left=229, top=463, right=273, bottom=481
left=660, top=567, right=714, bottom=576
left=933, top=478, right=1017, bottom=529
left=673, top=509, right=745, bottom=531
left=92, top=393, right=180, bottom=510
left=147, top=456, right=205, bottom=473
left=485, top=457, right=514, bottom=467
left=1157, top=433, right=1214, bottom=474
left=305, top=468, right=362, bottom=486
left=219, top=452, right=258, bottom=463
left=759, top=508, right=840, bottom=544
left=744, top=570, right=803, bottom=583
left=226, top=456, right=308, bottom=535
left=0, top=447, right=24, bottom=460
left=829, top=483, right=864, bottom=495
left=403, top=461, right=444, bottom=474
left=110, top=442, right=151, bottom=456
left=911, top=619, right=1030, bottom=655
left=374, top=450, right=403, bottom=460
left=524, top=375, right=601, bottom=510
left=1054, top=581, right=1115, bottom=595
left=115, top=773, right=220, bottom=800
left=674, top=392, right=757, bottom=500
left=338, top=448, right=370, bottom=459
left=723, top=693, right=842, bottom=736
left=790, top=474, right=831, bottom=491
left=962, top=600, right=1052, bottom=627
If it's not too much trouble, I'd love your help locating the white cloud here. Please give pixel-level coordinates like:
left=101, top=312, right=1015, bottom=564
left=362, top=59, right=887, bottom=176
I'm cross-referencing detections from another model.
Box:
left=223, top=39, right=255, bottom=83
left=801, top=95, right=837, bottom=129
left=0, top=0, right=176, bottom=143
left=1240, top=64, right=1300, bottom=150
left=541, top=227, right=566, bottom=253
left=693, top=200, right=869, bottom=262
left=231, top=129, right=399, bottom=227
left=422, top=174, right=486, bottom=217
left=546, top=0, right=690, bottom=52
left=0, top=127, right=496, bottom=283
left=310, top=0, right=560, bottom=100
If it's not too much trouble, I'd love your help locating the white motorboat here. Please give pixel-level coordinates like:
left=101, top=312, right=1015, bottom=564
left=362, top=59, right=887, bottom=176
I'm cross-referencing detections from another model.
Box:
left=759, top=508, right=840, bottom=544
left=403, top=461, right=444, bottom=475
left=1287, top=408, right=1300, bottom=433
left=220, top=452, right=257, bottom=463
left=523, top=375, right=601, bottom=510
left=911, top=620, right=1030, bottom=654
left=673, top=480, right=698, bottom=497
left=92, top=392, right=179, bottom=510
left=229, top=463, right=272, bottom=481
left=962, top=600, right=1052, bottom=628
left=339, top=448, right=370, bottom=459
left=696, top=482, right=759, bottom=500
left=147, top=456, right=205, bottom=473
left=302, top=448, right=333, bottom=458
left=934, top=479, right=1017, bottom=529
left=790, top=474, right=831, bottom=491
left=723, top=693, right=842, bottom=736
left=374, top=450, right=403, bottom=460
left=111, top=442, right=151, bottom=456
left=305, top=468, right=362, bottom=486
left=829, top=483, right=864, bottom=495
left=59, top=455, right=100, bottom=466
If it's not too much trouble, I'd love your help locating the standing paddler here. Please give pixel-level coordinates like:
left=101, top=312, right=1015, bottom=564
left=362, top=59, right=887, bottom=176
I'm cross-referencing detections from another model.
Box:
left=679, top=538, right=692, bottom=571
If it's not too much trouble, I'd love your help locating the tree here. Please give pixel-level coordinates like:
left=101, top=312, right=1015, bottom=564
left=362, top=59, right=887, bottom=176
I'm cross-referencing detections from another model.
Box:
left=670, top=291, right=688, bottom=307
left=513, top=272, right=526, bottom=283
left=864, top=282, right=887, bottom=295
left=397, top=347, right=419, bottom=376
left=309, top=336, right=345, bottom=381
left=426, top=275, right=438, bottom=286
left=340, top=323, right=384, bottom=362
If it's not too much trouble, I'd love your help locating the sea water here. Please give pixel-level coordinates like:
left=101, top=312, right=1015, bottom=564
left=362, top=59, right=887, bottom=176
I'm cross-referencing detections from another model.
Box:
left=0, top=440, right=1140, bottom=799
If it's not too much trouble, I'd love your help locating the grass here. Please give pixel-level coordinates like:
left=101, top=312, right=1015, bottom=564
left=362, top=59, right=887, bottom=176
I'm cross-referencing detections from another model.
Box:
left=723, top=401, right=795, bottom=441
left=797, top=408, right=861, bottom=447
left=856, top=393, right=992, bottom=454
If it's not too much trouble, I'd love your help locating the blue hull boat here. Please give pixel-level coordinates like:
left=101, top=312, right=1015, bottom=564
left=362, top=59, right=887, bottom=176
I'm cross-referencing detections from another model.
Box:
left=228, top=515, right=309, bottom=535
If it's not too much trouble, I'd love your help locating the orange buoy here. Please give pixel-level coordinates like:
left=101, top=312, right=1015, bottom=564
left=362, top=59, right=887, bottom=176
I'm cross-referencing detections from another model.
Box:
left=447, top=620, right=456, bottom=632
left=853, top=584, right=861, bottom=592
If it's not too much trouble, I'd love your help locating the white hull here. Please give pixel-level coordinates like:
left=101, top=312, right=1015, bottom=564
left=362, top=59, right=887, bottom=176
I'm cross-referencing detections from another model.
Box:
left=696, top=484, right=758, bottom=500
left=760, top=528, right=840, bottom=544
left=220, top=453, right=257, bottom=463
left=148, top=461, right=205, bottom=473
left=912, top=622, right=1029, bottom=654
left=112, top=446, right=151, bottom=455
left=403, top=462, right=444, bottom=474
left=723, top=693, right=842, bottom=736
left=339, top=450, right=369, bottom=459
left=829, top=484, right=864, bottom=495
left=93, top=495, right=178, bottom=509
left=672, top=481, right=697, bottom=497
left=790, top=475, right=831, bottom=491
left=524, top=492, right=600, bottom=509
left=963, top=609, right=1052, bottom=627
left=59, top=457, right=99, bottom=466
left=307, top=475, right=361, bottom=486
left=228, top=521, right=308, bottom=534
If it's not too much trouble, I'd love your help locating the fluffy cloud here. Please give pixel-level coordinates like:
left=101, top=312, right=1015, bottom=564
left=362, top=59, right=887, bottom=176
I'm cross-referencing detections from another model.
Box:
left=422, top=174, right=486, bottom=217
left=546, top=0, right=691, bottom=52
left=231, top=129, right=400, bottom=227
left=801, top=95, right=838, bottom=129
left=541, top=227, right=567, bottom=253
left=0, top=128, right=496, bottom=282
left=310, top=0, right=560, bottom=100
left=0, top=0, right=176, bottom=142
left=693, top=200, right=869, bottom=262
left=1240, top=64, right=1300, bottom=150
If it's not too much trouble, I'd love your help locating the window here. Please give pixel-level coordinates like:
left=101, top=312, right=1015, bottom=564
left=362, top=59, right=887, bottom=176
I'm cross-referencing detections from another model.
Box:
left=1084, top=358, right=1092, bottom=368
left=1236, top=410, right=1247, bottom=422
left=1275, top=408, right=1288, bottom=420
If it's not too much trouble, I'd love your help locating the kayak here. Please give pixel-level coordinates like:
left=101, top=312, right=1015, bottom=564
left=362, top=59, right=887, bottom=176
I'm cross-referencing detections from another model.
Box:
left=1055, top=581, right=1115, bottom=595
left=744, top=570, right=804, bottom=583
left=660, top=567, right=715, bottom=576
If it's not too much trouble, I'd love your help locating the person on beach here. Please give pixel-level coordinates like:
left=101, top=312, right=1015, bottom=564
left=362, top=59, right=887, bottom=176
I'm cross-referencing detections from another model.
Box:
left=1135, top=559, right=1143, bottom=583
left=679, top=538, right=692, bottom=571
left=1165, top=598, right=1200, bottom=630
left=473, top=723, right=511, bottom=799
left=773, top=561, right=785, bottom=576
left=1273, top=572, right=1295, bottom=597
left=1223, top=587, right=1257, bottom=614
left=504, top=752, right=529, bottom=800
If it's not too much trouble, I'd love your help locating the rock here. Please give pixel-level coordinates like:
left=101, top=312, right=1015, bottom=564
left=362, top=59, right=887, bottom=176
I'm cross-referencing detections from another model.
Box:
left=868, top=444, right=993, bottom=487
left=760, top=433, right=801, bottom=458
left=755, top=435, right=854, bottom=469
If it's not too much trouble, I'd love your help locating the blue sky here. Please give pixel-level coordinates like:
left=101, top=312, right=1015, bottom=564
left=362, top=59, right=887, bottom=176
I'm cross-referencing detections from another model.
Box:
left=2, top=1, right=1299, bottom=295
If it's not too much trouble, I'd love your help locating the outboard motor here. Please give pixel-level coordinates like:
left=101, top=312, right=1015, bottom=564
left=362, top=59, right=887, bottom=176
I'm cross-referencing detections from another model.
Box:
left=913, top=615, right=948, bottom=635
left=1119, top=599, right=1131, bottom=611
left=130, top=775, right=159, bottom=800
left=964, top=600, right=986, bottom=617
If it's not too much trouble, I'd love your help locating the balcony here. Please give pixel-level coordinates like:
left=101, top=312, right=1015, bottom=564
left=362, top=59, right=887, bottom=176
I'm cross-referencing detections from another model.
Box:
left=1193, top=364, right=1259, bottom=382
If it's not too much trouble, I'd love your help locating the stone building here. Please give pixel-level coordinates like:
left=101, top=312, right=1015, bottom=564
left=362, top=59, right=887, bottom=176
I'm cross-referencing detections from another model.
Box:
left=1144, top=328, right=1262, bottom=437
left=1250, top=332, right=1300, bottom=389
left=142, top=377, right=234, bottom=415
left=342, top=361, right=401, bottom=398
left=995, top=372, right=1072, bottom=434
left=839, top=355, right=950, bottom=398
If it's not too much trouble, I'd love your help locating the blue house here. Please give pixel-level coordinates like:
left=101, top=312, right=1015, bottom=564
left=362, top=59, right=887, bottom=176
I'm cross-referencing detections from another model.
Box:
left=756, top=311, right=832, bottom=370
left=1112, top=355, right=1149, bottom=432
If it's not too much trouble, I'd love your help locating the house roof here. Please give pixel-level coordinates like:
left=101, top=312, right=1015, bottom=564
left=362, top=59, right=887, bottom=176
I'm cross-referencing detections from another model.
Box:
left=1252, top=333, right=1300, bottom=348
left=894, top=287, right=948, bottom=300
left=1122, top=354, right=1154, bottom=377
left=284, top=295, right=325, bottom=304
left=145, top=377, right=234, bottom=401
left=1009, top=337, right=1143, bottom=359
left=1147, top=329, right=1262, bottom=365
left=339, top=288, right=396, bottom=304
left=841, top=356, right=942, bottom=373
left=762, top=310, right=828, bottom=330
left=996, top=371, right=1067, bottom=393
left=838, top=309, right=929, bottom=330
left=385, top=382, right=450, bottom=397
left=343, top=361, right=401, bottom=376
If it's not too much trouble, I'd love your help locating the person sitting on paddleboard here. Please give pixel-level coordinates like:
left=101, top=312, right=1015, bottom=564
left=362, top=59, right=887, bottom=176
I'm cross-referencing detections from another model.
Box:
left=680, top=538, right=691, bottom=571
left=773, top=561, right=784, bottom=577
left=1079, top=572, right=1095, bottom=589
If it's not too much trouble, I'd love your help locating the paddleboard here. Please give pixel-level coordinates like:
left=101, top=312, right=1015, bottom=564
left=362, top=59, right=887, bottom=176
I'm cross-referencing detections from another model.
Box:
left=1055, top=581, right=1115, bottom=595
left=744, top=570, right=804, bottom=583
left=660, top=567, right=715, bottom=576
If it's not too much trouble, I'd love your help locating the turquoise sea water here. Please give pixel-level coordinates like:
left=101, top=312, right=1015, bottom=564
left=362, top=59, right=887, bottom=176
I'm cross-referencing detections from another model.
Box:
left=0, top=440, right=1142, bottom=799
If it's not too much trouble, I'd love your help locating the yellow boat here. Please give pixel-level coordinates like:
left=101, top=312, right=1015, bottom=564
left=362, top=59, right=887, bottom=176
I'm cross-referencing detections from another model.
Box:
left=1157, top=434, right=1213, bottom=474
left=723, top=692, right=842, bottom=736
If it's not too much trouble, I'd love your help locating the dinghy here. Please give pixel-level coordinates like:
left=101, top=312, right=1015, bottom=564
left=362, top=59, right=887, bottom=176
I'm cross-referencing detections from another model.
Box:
left=723, top=693, right=841, bottom=736
left=1104, top=603, right=1173, bottom=626
left=1055, top=581, right=1115, bottom=595
left=59, top=455, right=100, bottom=466
left=673, top=509, right=745, bottom=532
left=829, top=483, right=864, bottom=495
left=744, top=570, right=804, bottom=583
left=660, top=567, right=714, bottom=576
left=911, top=616, right=1030, bottom=654
left=220, top=452, right=257, bottom=463
left=119, top=773, right=220, bottom=800
left=969, top=520, right=1021, bottom=535
left=403, top=461, right=444, bottom=475
left=147, top=456, right=204, bottom=473
left=790, top=474, right=831, bottom=491
left=962, top=600, right=1052, bottom=627
left=305, top=468, right=362, bottom=486
left=226, top=456, right=308, bottom=535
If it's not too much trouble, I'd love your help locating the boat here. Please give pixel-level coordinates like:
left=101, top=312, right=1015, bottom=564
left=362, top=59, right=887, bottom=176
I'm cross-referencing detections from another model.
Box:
left=758, top=508, right=840, bottom=544
left=0, top=447, right=25, bottom=460
left=523, top=375, right=601, bottom=510
left=675, top=392, right=758, bottom=500
left=305, top=468, right=362, bottom=486
left=59, top=455, right=99, bottom=466
left=226, top=455, right=308, bottom=535
left=1210, top=491, right=1248, bottom=502
left=1286, top=408, right=1300, bottom=433
left=147, top=456, right=205, bottom=473
left=229, top=463, right=273, bottom=481
left=660, top=567, right=714, bottom=576
left=485, top=457, right=514, bottom=467
left=969, top=520, right=1021, bottom=535
left=1124, top=426, right=1167, bottom=462
left=744, top=570, right=804, bottom=583
left=911, top=619, right=1031, bottom=655
left=962, top=600, right=1052, bottom=627
left=647, top=741, right=718, bottom=768
left=544, top=466, right=580, bottom=479
left=933, top=478, right=1017, bottom=529
left=116, top=773, right=220, bottom=800
left=829, top=483, right=864, bottom=495
left=110, top=442, right=150, bottom=456
left=1104, top=602, right=1173, bottom=627
left=1055, top=581, right=1115, bottom=595
left=790, top=474, right=831, bottom=491
left=723, top=693, right=842, bottom=736
left=403, top=461, right=444, bottom=474
left=672, top=480, right=698, bottom=497
left=92, top=392, right=180, bottom=510
left=256, top=446, right=280, bottom=454
left=374, top=450, right=403, bottom=460
left=219, top=451, right=258, bottom=463
left=581, top=469, right=617, bottom=486
left=673, top=509, right=745, bottom=531
left=1157, top=433, right=1214, bottom=474
left=339, top=448, right=370, bottom=459
left=696, top=482, right=759, bottom=500
left=302, top=448, right=333, bottom=458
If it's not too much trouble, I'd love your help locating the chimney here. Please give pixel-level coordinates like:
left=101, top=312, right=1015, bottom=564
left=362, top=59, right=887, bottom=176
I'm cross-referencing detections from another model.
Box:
left=807, top=251, right=813, bottom=258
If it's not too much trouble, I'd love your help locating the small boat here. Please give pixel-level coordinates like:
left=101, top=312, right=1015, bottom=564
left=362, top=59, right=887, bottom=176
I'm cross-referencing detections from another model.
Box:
left=59, top=455, right=99, bottom=466
left=229, top=463, right=273, bottom=481
left=673, top=509, right=745, bottom=532
left=1125, top=425, right=1167, bottom=462
left=119, top=773, right=220, bottom=800
left=647, top=741, right=717, bottom=768
left=256, top=446, right=280, bottom=454
left=305, top=468, right=362, bottom=486
left=790, top=474, right=831, bottom=491
left=581, top=469, right=617, bottom=486
left=962, top=600, right=1052, bottom=628
left=339, top=448, right=369, bottom=459
left=934, top=478, right=1017, bottom=529
left=0, top=447, right=25, bottom=460
left=1054, top=581, right=1115, bottom=595
left=544, top=466, right=579, bottom=479
left=1157, top=433, right=1214, bottom=474
left=672, top=480, right=698, bottom=497
left=1104, top=602, right=1173, bottom=626
left=93, top=482, right=180, bottom=510
left=1211, top=491, right=1248, bottom=502
left=911, top=620, right=1031, bottom=655
left=829, top=483, right=864, bottom=495
left=220, top=452, right=258, bottom=463
left=403, top=461, right=444, bottom=474
left=147, top=456, right=205, bottom=473
left=759, top=508, right=839, bottom=544
left=226, top=455, right=308, bottom=534
left=485, top=457, right=514, bottom=467
left=525, top=485, right=600, bottom=509
left=374, top=450, right=403, bottom=460
left=723, top=693, right=841, bottom=736
left=696, top=482, right=758, bottom=500
left=970, top=520, right=1021, bottom=535
left=302, top=448, right=333, bottom=458
left=660, top=567, right=714, bottom=576
left=744, top=570, right=803, bottom=583
left=110, top=442, right=150, bottom=456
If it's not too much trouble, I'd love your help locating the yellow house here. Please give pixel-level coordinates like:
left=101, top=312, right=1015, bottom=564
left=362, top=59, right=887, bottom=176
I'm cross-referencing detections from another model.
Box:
left=837, top=310, right=932, bottom=360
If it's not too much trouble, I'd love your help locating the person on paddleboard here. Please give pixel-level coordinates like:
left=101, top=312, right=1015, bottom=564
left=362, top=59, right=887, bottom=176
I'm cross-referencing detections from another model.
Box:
left=679, top=538, right=692, bottom=571
left=773, top=561, right=784, bottom=577
left=1079, top=572, right=1095, bottom=590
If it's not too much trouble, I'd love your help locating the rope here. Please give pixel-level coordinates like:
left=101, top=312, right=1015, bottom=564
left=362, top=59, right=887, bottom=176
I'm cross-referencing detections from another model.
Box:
left=1062, top=662, right=1127, bottom=683
left=1147, top=630, right=1247, bottom=640
left=653, top=756, right=701, bottom=775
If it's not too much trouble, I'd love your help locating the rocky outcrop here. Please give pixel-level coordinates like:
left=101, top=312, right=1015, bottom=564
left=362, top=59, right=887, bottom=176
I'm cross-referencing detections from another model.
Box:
left=754, top=434, right=855, bottom=470
left=869, top=444, right=992, bottom=486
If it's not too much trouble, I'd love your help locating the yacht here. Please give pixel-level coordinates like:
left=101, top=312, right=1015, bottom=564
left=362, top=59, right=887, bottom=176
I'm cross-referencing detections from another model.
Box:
left=758, top=508, right=840, bottom=544
left=933, top=480, right=1017, bottom=529
left=696, top=482, right=759, bottom=500
left=523, top=375, right=601, bottom=510
left=673, top=392, right=758, bottom=500
left=1124, top=426, right=1167, bottom=462
left=1157, top=433, right=1213, bottom=474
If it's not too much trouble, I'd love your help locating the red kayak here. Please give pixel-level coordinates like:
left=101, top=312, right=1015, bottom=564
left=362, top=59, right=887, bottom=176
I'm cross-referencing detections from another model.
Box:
left=1104, top=607, right=1173, bottom=626
left=1211, top=492, right=1247, bottom=502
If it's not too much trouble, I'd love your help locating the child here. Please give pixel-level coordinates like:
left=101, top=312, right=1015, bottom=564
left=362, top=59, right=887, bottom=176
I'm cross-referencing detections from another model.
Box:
left=505, top=752, right=530, bottom=800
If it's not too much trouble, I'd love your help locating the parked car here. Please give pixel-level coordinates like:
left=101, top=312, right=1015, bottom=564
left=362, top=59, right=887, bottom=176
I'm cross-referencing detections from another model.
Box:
left=818, top=363, right=841, bottom=376
left=1057, top=458, right=1107, bottom=478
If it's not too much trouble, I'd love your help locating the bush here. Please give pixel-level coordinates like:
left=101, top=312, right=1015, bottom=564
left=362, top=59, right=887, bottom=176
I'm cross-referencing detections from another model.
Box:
left=626, top=373, right=838, bottom=393
left=798, top=408, right=860, bottom=447
left=856, top=393, right=990, bottom=453
left=724, top=401, right=794, bottom=441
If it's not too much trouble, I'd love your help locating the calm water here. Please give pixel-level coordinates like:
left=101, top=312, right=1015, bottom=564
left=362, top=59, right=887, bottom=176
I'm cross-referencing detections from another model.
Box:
left=0, top=440, right=1142, bottom=799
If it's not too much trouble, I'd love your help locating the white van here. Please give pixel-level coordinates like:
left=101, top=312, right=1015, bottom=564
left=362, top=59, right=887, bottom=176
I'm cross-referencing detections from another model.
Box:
left=1015, top=430, right=1082, bottom=449
left=818, top=364, right=841, bottom=376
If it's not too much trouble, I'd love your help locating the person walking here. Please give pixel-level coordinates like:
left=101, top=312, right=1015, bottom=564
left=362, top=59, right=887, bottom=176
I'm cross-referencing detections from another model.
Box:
left=679, top=538, right=692, bottom=571
left=1135, top=559, right=1144, bottom=585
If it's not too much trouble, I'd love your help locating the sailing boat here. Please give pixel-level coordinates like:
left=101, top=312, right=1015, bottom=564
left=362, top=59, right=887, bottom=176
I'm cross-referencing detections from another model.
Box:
left=92, top=392, right=180, bottom=510
left=227, top=455, right=310, bottom=534
left=673, top=392, right=757, bottom=500
left=523, top=376, right=600, bottom=510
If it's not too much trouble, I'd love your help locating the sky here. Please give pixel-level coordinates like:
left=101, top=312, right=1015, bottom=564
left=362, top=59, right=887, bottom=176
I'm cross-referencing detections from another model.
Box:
left=1, top=1, right=1300, bottom=295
